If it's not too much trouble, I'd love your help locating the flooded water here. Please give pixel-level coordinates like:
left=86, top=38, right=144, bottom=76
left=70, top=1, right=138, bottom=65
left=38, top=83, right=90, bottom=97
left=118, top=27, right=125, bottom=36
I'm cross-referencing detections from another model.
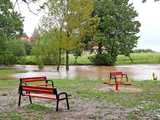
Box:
left=13, top=64, right=160, bottom=81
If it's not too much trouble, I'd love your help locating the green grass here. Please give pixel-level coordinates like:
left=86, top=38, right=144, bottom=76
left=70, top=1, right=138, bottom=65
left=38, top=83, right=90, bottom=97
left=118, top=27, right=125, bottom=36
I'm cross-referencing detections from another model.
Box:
left=0, top=68, right=26, bottom=90
left=53, top=79, right=160, bottom=109
left=0, top=75, right=160, bottom=119
left=0, top=68, right=26, bottom=78
left=116, top=52, right=160, bottom=64
left=69, top=52, right=92, bottom=65
left=22, top=52, right=160, bottom=65
left=1, top=78, right=159, bottom=109
left=0, top=112, right=22, bottom=120
left=0, top=67, right=160, bottom=119
left=0, top=79, right=18, bottom=89
left=0, top=104, right=47, bottom=120
left=1, top=73, right=160, bottom=109
left=68, top=52, right=160, bottom=65
left=0, top=68, right=16, bottom=78
left=0, top=67, right=160, bottom=109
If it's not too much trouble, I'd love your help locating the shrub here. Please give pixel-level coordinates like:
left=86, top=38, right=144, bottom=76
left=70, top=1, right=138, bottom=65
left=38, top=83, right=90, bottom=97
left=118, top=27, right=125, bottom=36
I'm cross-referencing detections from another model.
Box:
left=0, top=51, right=17, bottom=65
left=17, top=56, right=37, bottom=65
left=0, top=39, right=27, bottom=65
left=89, top=53, right=116, bottom=65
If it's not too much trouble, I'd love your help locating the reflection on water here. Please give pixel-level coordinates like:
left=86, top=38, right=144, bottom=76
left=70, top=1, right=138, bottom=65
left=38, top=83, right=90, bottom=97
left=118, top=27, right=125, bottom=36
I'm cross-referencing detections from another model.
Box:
left=13, top=64, right=160, bottom=80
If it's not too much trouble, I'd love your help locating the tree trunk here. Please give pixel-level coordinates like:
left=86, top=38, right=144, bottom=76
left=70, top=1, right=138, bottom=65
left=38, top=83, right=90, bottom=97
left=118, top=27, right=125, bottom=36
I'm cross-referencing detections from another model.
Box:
left=57, top=48, right=61, bottom=71
left=98, top=42, right=103, bottom=54
left=128, top=55, right=134, bottom=63
left=57, top=27, right=63, bottom=71
left=66, top=50, right=69, bottom=71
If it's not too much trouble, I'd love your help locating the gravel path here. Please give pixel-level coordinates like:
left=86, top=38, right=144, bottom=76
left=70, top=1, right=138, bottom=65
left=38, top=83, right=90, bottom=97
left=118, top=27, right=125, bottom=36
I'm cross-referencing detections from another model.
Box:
left=0, top=89, right=159, bottom=120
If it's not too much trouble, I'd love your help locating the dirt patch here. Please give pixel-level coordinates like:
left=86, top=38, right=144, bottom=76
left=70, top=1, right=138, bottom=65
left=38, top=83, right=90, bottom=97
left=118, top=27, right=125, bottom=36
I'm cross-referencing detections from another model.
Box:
left=0, top=89, right=133, bottom=120
left=0, top=76, right=16, bottom=80
left=97, top=84, right=143, bottom=93
left=0, top=87, right=159, bottom=120
left=43, top=97, right=133, bottom=120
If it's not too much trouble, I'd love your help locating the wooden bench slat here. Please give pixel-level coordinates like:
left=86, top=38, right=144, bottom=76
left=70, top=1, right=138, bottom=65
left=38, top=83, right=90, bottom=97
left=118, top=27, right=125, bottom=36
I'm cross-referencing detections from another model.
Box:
left=22, top=87, right=54, bottom=94
left=24, top=93, right=57, bottom=99
left=110, top=72, right=123, bottom=76
left=21, top=77, right=46, bottom=83
left=35, top=84, right=49, bottom=87
left=22, top=86, right=53, bottom=90
left=18, top=76, right=70, bottom=111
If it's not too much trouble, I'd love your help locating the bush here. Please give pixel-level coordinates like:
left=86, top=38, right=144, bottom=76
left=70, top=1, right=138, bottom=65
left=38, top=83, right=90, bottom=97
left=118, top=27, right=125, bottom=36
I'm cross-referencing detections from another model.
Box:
left=89, top=53, right=116, bottom=65
left=0, top=51, right=17, bottom=65
left=133, top=49, right=155, bottom=53
left=0, top=39, right=26, bottom=65
left=17, top=56, right=37, bottom=65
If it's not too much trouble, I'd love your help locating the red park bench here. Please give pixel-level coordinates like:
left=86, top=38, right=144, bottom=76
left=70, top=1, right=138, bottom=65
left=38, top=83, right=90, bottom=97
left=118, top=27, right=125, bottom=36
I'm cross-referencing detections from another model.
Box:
left=18, top=76, right=70, bottom=111
left=110, top=71, right=128, bottom=83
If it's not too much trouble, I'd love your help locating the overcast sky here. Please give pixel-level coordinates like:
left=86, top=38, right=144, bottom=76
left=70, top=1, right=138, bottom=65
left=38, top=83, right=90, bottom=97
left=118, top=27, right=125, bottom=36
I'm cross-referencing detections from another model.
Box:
left=131, top=0, right=160, bottom=51
left=14, top=0, right=160, bottom=51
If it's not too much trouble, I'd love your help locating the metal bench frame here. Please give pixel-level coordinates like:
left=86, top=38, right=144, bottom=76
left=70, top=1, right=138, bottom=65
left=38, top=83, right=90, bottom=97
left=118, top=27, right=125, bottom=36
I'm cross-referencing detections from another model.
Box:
left=110, top=71, right=128, bottom=83
left=18, top=77, right=70, bottom=111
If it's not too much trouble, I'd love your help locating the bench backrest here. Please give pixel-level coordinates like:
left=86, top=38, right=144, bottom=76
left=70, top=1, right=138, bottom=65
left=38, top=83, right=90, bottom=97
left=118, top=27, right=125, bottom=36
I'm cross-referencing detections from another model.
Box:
left=19, top=77, right=56, bottom=94
left=20, top=77, right=47, bottom=83
left=21, top=85, right=57, bottom=95
left=110, top=71, right=123, bottom=77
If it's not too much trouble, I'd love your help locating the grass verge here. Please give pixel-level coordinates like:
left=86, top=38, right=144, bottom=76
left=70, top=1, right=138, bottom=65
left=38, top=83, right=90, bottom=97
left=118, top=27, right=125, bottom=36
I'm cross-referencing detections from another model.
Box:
left=22, top=52, right=160, bottom=65
left=0, top=68, right=160, bottom=119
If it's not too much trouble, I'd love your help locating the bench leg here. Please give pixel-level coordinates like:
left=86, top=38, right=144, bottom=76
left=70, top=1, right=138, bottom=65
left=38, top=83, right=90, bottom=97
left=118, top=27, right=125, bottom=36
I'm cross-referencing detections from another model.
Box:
left=65, top=95, right=69, bottom=110
left=126, top=75, right=128, bottom=82
left=18, top=93, right=22, bottom=106
left=56, top=100, right=59, bottom=111
left=29, top=96, right=32, bottom=104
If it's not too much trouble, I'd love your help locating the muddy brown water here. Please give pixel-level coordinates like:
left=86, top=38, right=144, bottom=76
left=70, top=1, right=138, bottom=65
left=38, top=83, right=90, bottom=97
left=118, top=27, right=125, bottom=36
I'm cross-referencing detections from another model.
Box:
left=11, top=64, right=160, bottom=80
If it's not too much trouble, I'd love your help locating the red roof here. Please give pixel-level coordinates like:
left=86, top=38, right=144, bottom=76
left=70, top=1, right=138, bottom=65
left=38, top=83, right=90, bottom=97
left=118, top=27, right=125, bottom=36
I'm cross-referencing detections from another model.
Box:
left=20, top=36, right=32, bottom=42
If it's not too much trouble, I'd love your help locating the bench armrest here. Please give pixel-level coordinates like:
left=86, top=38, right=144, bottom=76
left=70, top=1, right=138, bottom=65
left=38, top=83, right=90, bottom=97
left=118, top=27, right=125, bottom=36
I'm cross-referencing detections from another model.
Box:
left=46, top=80, right=54, bottom=87
left=58, top=92, right=71, bottom=97
left=122, top=73, right=128, bottom=77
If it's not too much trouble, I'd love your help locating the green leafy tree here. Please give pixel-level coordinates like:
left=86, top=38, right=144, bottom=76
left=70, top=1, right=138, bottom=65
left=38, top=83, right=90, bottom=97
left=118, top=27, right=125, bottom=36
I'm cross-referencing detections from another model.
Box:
left=142, top=0, right=159, bottom=2
left=0, top=0, right=23, bottom=65
left=38, top=0, right=97, bottom=71
left=0, top=0, right=23, bottom=38
left=32, top=28, right=60, bottom=69
left=92, top=0, right=140, bottom=65
left=63, top=0, right=99, bottom=70
left=1, top=39, right=26, bottom=65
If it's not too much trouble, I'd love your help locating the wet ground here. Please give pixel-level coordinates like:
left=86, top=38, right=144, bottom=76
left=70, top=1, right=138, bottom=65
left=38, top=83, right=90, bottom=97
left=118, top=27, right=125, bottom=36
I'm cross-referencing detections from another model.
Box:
left=0, top=88, right=139, bottom=120
left=12, top=64, right=160, bottom=80
left=0, top=87, right=159, bottom=120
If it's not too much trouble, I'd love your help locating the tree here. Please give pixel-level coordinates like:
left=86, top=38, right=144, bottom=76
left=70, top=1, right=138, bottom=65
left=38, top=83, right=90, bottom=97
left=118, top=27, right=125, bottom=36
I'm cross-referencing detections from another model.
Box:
left=142, top=0, right=160, bottom=2
left=0, top=39, right=26, bottom=65
left=62, top=0, right=95, bottom=70
left=32, top=28, right=60, bottom=69
left=37, top=0, right=97, bottom=71
left=0, top=0, right=24, bottom=65
left=0, top=0, right=23, bottom=38
left=91, top=0, right=140, bottom=65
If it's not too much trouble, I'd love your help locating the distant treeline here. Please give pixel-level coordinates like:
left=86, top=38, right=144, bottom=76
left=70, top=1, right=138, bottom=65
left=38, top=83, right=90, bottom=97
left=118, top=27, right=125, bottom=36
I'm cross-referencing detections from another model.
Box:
left=132, top=49, right=156, bottom=53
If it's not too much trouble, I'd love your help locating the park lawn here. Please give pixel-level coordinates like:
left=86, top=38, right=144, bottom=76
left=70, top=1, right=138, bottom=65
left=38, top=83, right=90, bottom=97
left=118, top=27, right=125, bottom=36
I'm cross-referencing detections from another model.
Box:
left=0, top=67, right=159, bottom=108
left=54, top=79, right=160, bottom=108
left=116, top=52, right=160, bottom=64
left=55, top=52, right=160, bottom=65
left=0, top=67, right=26, bottom=81
left=71, top=52, right=160, bottom=65
left=0, top=68, right=159, bottom=119
left=0, top=67, right=27, bottom=89
left=0, top=68, right=17, bottom=78
left=69, top=52, right=92, bottom=65
left=21, top=52, right=160, bottom=65
left=0, top=73, right=160, bottom=119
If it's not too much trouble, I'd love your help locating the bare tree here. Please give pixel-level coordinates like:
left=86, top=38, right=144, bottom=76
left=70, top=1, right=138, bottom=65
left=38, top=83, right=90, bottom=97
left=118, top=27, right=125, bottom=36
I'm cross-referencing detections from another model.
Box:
left=142, top=0, right=160, bottom=2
